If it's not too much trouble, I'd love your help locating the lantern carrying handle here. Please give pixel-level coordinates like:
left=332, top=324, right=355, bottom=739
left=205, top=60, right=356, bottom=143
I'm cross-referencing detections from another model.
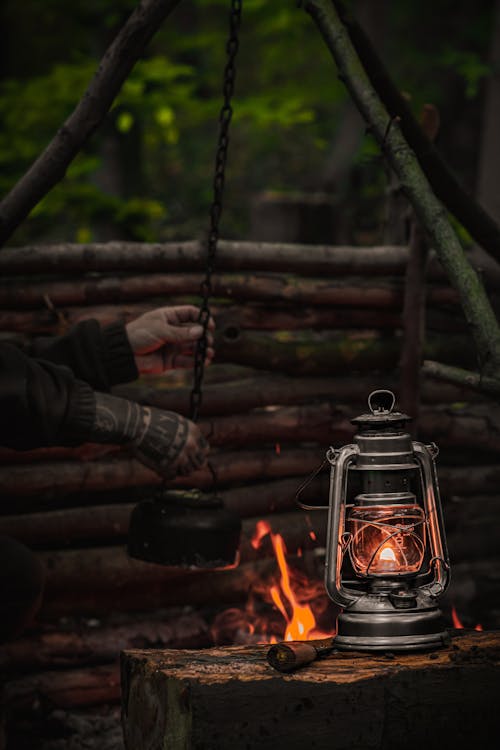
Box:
left=294, top=457, right=329, bottom=510
left=412, top=442, right=450, bottom=596
left=367, top=389, right=396, bottom=414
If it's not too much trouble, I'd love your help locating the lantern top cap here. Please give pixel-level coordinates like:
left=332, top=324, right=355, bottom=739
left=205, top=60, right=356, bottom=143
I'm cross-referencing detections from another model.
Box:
left=351, top=389, right=411, bottom=427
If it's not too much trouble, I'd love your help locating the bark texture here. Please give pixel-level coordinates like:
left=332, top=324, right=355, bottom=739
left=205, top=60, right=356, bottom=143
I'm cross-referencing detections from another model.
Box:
left=121, top=632, right=500, bottom=750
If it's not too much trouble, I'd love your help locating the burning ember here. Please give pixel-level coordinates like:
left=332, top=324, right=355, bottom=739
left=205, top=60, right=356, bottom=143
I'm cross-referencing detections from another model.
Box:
left=211, top=520, right=336, bottom=645
left=451, top=605, right=483, bottom=632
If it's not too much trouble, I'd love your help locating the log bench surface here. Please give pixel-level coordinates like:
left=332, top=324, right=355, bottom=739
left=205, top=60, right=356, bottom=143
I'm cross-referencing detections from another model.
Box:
left=122, top=630, right=500, bottom=750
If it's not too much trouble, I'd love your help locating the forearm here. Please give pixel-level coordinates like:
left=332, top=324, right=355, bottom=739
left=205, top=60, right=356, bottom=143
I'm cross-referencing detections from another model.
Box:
left=35, top=320, right=138, bottom=390
left=0, top=343, right=95, bottom=450
left=90, top=393, right=202, bottom=477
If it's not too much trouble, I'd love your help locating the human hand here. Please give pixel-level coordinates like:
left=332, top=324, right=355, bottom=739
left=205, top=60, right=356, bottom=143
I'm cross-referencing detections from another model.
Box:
left=91, top=392, right=209, bottom=478
left=126, top=305, right=215, bottom=375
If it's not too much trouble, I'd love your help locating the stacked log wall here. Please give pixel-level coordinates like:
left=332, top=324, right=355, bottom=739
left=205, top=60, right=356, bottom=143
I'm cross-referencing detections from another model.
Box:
left=0, top=240, right=498, bottom=631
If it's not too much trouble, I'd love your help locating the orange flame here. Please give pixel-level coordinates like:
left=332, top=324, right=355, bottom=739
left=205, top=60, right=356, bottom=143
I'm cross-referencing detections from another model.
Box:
left=211, top=520, right=335, bottom=645
left=251, top=520, right=272, bottom=550
left=254, top=521, right=332, bottom=642
left=451, top=605, right=483, bottom=631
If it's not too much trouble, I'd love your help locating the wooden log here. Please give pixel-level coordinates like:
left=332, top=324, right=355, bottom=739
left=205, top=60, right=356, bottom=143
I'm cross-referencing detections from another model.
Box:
left=4, top=664, right=121, bottom=714
left=0, top=241, right=409, bottom=276
left=2, top=240, right=500, bottom=288
left=121, top=632, right=500, bottom=750
left=0, top=611, right=210, bottom=673
left=0, top=478, right=329, bottom=547
left=1, top=402, right=500, bottom=500
left=214, top=330, right=475, bottom=375
left=0, top=448, right=323, bottom=502
left=0, top=299, right=468, bottom=339
left=0, top=272, right=460, bottom=309
left=38, top=553, right=292, bottom=619
left=115, top=372, right=483, bottom=418
left=0, top=302, right=405, bottom=335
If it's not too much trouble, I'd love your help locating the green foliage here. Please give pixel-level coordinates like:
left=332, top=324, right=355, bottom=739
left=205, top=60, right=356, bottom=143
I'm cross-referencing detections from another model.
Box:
left=0, top=0, right=496, bottom=244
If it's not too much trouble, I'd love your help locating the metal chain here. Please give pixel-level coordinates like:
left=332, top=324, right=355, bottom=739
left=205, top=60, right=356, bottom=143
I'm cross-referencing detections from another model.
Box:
left=190, top=0, right=242, bottom=423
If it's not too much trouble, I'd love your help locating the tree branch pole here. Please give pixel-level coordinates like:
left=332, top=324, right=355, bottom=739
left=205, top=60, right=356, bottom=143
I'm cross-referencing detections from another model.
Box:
left=302, top=0, right=500, bottom=378
left=422, top=360, right=500, bottom=398
left=398, top=107, right=438, bottom=428
left=329, top=0, right=500, bottom=266
left=399, top=222, right=428, bottom=428
left=0, top=0, right=183, bottom=246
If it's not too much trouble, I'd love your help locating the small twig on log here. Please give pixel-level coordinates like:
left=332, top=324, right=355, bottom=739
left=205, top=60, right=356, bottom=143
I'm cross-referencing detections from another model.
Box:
left=267, top=637, right=336, bottom=673
left=0, top=0, right=183, bottom=246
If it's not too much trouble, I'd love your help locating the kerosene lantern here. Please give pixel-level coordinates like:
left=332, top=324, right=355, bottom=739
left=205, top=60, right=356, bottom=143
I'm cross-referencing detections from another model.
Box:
left=299, top=390, right=450, bottom=651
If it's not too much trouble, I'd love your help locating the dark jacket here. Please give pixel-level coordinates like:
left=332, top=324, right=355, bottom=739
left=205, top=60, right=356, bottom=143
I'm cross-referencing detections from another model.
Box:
left=0, top=320, right=138, bottom=449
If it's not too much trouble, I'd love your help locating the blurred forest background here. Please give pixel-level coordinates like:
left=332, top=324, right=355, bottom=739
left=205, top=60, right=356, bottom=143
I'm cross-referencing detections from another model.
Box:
left=0, top=0, right=498, bottom=247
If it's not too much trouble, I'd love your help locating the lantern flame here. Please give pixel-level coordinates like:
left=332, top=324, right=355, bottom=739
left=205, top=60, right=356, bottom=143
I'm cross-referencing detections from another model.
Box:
left=379, top=545, right=397, bottom=562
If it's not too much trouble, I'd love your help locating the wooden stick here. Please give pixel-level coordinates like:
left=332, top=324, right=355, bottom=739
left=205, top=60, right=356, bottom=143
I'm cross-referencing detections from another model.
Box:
left=39, top=555, right=291, bottom=619
left=0, top=272, right=460, bottom=309
left=1, top=611, right=209, bottom=673
left=1, top=402, right=499, bottom=499
left=114, top=371, right=481, bottom=419
left=0, top=302, right=404, bottom=335
left=0, top=447, right=323, bottom=502
left=0, top=479, right=329, bottom=547
left=267, top=637, right=336, bottom=673
left=214, top=329, right=474, bottom=375
left=3, top=240, right=500, bottom=288
left=5, top=663, right=121, bottom=713
left=0, top=240, right=405, bottom=275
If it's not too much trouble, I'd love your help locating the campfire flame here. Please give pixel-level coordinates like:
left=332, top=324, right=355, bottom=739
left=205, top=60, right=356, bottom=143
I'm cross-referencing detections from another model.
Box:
left=451, top=605, right=483, bottom=631
left=212, top=519, right=336, bottom=645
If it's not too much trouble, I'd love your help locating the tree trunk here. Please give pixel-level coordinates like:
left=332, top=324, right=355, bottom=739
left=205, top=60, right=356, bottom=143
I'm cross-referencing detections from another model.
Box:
left=121, top=632, right=500, bottom=750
